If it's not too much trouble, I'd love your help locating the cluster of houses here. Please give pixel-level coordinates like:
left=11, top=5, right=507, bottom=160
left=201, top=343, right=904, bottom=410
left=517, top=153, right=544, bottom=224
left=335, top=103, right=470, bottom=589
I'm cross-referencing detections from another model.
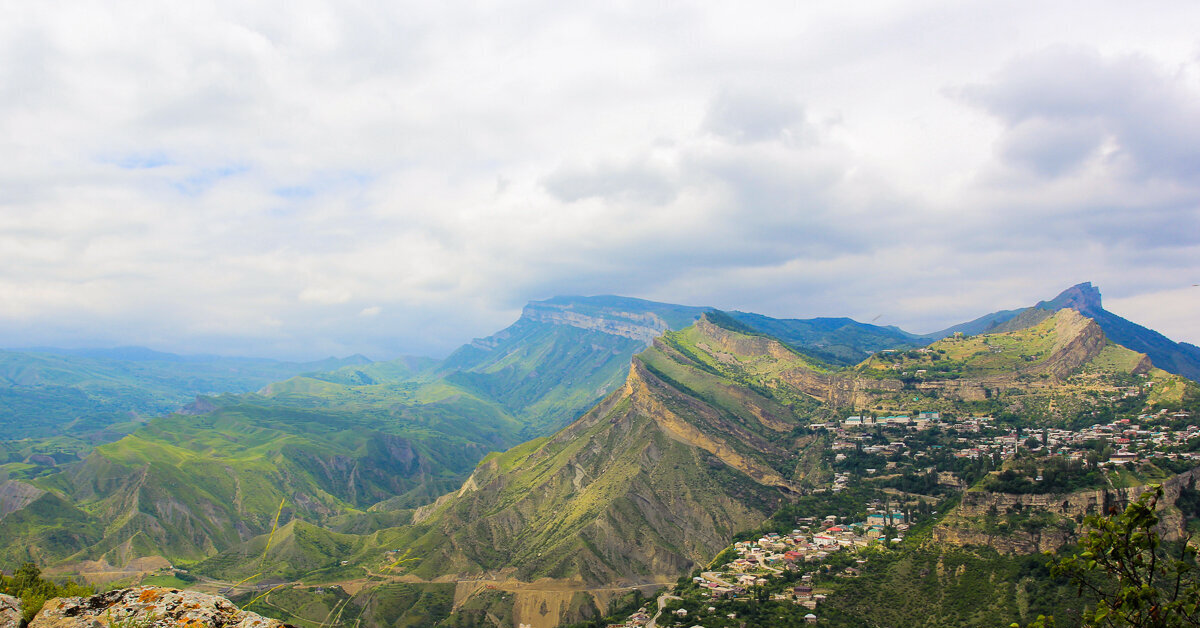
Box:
left=942, top=412, right=1200, bottom=466
left=827, top=409, right=1199, bottom=469
left=837, top=411, right=941, bottom=428
left=646, top=502, right=913, bottom=625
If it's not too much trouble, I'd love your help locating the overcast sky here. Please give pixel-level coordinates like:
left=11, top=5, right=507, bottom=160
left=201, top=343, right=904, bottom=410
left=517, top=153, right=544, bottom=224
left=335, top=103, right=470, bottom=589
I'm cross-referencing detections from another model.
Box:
left=2, top=1, right=1199, bottom=360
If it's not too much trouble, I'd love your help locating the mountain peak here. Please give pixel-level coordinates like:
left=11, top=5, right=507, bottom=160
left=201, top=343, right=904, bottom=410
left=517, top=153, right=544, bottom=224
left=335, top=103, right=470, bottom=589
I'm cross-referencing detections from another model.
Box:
left=1038, top=282, right=1102, bottom=313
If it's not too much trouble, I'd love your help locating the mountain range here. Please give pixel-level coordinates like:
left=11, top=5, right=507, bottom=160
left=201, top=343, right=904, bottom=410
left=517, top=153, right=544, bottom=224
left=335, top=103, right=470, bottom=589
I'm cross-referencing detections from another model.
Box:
left=2, top=283, right=1199, bottom=627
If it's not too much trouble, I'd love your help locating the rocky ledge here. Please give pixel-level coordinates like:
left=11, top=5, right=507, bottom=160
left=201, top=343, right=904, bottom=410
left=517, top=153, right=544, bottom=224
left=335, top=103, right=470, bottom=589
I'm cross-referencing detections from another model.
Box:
left=13, top=586, right=293, bottom=628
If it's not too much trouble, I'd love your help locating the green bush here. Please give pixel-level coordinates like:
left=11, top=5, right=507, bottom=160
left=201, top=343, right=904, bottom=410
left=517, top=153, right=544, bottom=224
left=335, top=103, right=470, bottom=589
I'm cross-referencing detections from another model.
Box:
left=0, top=562, right=94, bottom=623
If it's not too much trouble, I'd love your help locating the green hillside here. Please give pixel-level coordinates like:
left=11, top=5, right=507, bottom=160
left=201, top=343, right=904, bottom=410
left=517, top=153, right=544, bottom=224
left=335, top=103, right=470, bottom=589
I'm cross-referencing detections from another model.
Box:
left=727, top=312, right=925, bottom=366
left=5, top=290, right=1200, bottom=628
left=1, top=297, right=713, bottom=574
left=360, top=315, right=836, bottom=587
left=0, top=348, right=375, bottom=441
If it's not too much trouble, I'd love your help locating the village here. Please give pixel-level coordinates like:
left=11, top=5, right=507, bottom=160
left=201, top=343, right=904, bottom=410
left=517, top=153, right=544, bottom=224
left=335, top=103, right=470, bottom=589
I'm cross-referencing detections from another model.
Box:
left=821, top=407, right=1200, bottom=494
left=606, top=405, right=1200, bottom=627
left=609, top=495, right=911, bottom=627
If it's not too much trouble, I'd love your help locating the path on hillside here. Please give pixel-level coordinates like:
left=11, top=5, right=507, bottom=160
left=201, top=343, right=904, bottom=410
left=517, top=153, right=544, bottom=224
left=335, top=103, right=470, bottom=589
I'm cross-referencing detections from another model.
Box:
left=646, top=593, right=681, bottom=628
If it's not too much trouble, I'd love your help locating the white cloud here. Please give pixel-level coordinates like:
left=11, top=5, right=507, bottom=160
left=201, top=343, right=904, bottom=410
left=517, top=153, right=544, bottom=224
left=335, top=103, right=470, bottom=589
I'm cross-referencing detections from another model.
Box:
left=1, top=1, right=1200, bottom=359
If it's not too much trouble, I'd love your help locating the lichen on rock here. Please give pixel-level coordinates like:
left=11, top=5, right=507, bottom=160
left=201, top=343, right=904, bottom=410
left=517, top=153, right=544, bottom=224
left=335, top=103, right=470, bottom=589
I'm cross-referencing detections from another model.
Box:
left=0, top=593, right=23, bottom=628
left=28, top=587, right=293, bottom=628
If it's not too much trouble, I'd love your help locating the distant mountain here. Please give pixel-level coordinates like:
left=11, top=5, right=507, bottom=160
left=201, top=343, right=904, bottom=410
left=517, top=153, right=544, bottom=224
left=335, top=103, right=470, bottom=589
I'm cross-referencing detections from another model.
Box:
left=726, top=311, right=926, bottom=365
left=436, top=295, right=712, bottom=436
left=931, top=282, right=1200, bottom=382
left=0, top=349, right=375, bottom=441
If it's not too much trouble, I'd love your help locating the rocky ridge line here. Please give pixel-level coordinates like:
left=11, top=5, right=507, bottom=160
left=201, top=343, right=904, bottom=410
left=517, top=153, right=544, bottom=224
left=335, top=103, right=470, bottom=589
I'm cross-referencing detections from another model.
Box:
left=4, top=586, right=292, bottom=628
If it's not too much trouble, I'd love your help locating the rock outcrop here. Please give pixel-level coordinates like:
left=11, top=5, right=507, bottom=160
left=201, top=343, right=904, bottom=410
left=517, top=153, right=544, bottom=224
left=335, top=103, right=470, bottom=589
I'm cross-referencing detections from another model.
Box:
left=1, top=594, right=22, bottom=628
left=28, top=587, right=292, bottom=628
left=0, top=480, right=47, bottom=519
left=520, top=301, right=673, bottom=343
left=934, top=467, right=1200, bottom=554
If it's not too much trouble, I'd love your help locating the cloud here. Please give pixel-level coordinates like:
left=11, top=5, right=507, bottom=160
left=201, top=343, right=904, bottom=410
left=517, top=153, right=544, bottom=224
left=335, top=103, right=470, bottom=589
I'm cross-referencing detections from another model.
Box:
left=959, top=47, right=1200, bottom=182
left=542, top=159, right=678, bottom=205
left=2, top=2, right=1200, bottom=359
left=702, top=89, right=811, bottom=145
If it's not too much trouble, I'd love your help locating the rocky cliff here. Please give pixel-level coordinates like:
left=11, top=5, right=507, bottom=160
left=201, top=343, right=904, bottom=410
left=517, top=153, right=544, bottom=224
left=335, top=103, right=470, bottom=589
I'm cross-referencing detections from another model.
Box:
left=933, top=467, right=1200, bottom=554
left=395, top=316, right=827, bottom=588
left=520, top=302, right=673, bottom=343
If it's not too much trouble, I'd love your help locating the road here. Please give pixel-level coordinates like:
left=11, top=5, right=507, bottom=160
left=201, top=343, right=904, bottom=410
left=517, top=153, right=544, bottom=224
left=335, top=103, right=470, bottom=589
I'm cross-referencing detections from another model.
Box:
left=646, top=593, right=681, bottom=628
left=701, top=571, right=733, bottom=588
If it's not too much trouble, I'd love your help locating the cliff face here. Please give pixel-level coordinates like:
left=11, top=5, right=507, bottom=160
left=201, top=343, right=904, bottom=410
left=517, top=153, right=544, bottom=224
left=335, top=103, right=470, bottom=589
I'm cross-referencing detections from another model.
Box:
left=398, top=317, right=826, bottom=587
left=25, top=587, right=290, bottom=628
left=520, top=302, right=673, bottom=343
left=698, top=308, right=1116, bottom=411
left=933, top=467, right=1200, bottom=554
left=0, top=480, right=46, bottom=519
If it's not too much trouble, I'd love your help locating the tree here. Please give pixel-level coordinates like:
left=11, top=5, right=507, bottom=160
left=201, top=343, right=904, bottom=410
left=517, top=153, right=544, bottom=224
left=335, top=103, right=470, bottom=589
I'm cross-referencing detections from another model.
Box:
left=1050, top=485, right=1200, bottom=627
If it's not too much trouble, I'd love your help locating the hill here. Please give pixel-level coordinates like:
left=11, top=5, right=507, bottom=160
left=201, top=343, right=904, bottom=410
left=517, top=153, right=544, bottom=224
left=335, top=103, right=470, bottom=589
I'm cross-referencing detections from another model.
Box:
left=930, top=282, right=1200, bottom=382
left=0, top=348, right=375, bottom=442
left=0, top=297, right=713, bottom=570
left=726, top=312, right=926, bottom=366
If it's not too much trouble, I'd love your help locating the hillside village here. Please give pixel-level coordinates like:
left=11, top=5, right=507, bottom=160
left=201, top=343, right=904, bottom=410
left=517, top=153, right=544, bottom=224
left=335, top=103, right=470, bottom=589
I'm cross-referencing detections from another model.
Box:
left=605, top=404, right=1200, bottom=627
left=608, top=494, right=915, bottom=628
left=819, top=407, right=1200, bottom=495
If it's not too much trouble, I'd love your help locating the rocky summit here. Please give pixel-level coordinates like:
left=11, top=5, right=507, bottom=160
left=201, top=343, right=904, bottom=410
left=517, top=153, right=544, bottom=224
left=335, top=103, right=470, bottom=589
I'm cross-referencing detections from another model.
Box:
left=25, top=587, right=291, bottom=628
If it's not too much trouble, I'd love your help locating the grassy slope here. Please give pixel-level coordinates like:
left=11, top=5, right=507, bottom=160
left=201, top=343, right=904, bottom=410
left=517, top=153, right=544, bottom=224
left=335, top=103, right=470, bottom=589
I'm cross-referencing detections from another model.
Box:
left=819, top=545, right=1088, bottom=627
left=332, top=317, right=832, bottom=587
left=0, top=349, right=375, bottom=441
left=727, top=311, right=925, bottom=366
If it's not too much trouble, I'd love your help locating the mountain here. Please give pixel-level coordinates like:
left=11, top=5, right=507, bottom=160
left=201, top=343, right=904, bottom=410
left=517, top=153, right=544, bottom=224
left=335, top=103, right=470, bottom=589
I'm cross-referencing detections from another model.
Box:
left=6, top=287, right=1199, bottom=627
left=725, top=312, right=926, bottom=366
left=172, top=303, right=1200, bottom=628
left=931, top=282, right=1200, bottom=382
left=0, top=348, right=376, bottom=442
left=434, top=296, right=712, bottom=437
left=380, top=308, right=1190, bottom=586
left=0, top=297, right=713, bottom=568
left=383, top=315, right=821, bottom=586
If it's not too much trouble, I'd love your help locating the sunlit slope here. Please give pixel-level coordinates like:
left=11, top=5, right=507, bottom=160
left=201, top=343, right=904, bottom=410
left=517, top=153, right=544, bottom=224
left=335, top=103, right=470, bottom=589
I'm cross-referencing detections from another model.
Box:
left=30, top=395, right=514, bottom=564
left=928, top=282, right=1200, bottom=382
left=364, top=315, right=835, bottom=586
left=849, top=308, right=1193, bottom=421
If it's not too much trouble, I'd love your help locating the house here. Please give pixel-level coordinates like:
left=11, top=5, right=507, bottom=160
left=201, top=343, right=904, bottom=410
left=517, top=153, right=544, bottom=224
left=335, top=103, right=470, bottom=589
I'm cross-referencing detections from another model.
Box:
left=1110, top=451, right=1138, bottom=464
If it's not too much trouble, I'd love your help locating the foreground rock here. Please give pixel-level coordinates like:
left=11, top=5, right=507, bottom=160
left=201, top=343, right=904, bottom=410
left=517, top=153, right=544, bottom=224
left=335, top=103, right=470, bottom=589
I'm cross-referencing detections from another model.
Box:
left=1, top=594, right=22, bottom=628
left=29, top=587, right=293, bottom=628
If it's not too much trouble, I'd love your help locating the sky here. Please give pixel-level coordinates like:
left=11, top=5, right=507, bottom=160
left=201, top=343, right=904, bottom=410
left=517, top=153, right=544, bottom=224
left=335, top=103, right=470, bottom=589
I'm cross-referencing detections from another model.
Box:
left=1, top=1, right=1199, bottom=360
